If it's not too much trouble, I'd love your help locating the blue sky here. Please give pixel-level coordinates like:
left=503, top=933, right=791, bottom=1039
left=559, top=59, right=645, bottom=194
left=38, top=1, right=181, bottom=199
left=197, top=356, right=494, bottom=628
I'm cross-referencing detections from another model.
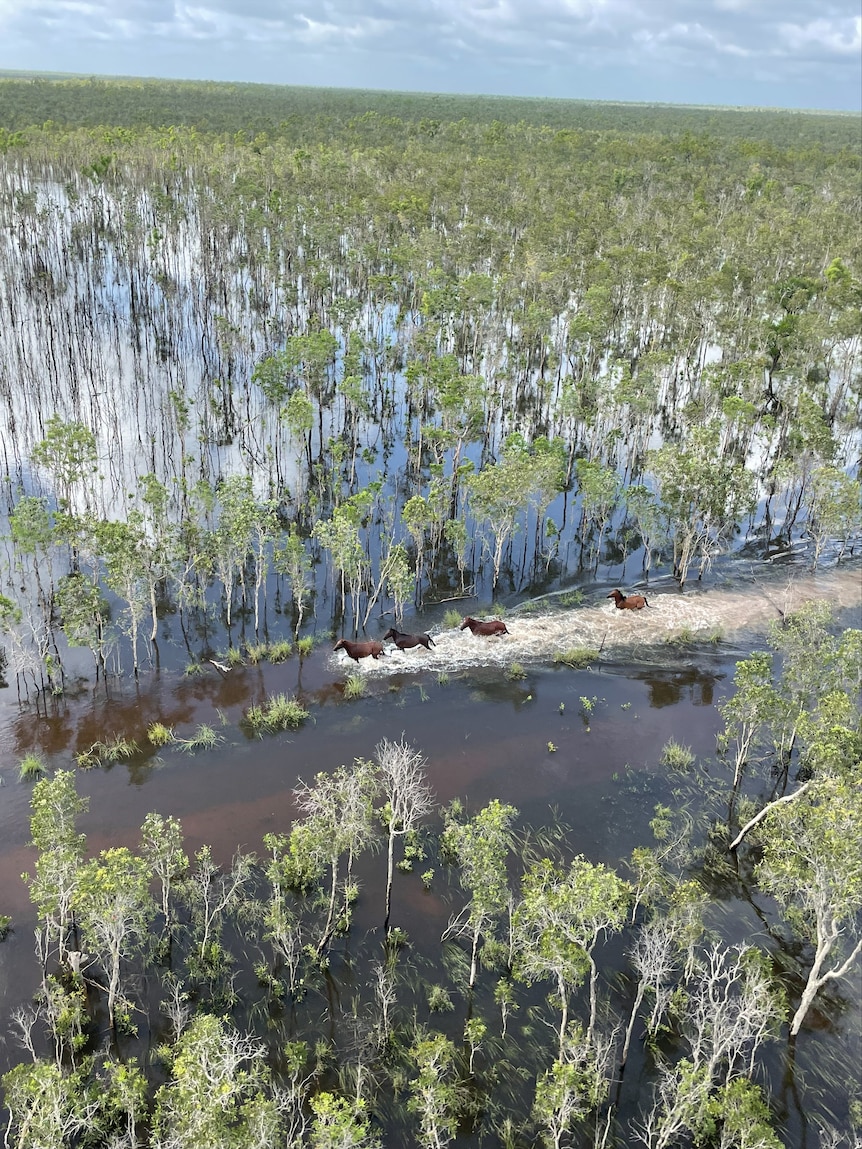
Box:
left=1, top=0, right=860, bottom=112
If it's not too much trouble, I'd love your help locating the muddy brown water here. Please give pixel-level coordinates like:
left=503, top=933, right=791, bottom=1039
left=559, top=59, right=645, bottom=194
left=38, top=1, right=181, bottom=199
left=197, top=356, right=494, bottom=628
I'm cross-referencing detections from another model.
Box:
left=0, top=565, right=859, bottom=1144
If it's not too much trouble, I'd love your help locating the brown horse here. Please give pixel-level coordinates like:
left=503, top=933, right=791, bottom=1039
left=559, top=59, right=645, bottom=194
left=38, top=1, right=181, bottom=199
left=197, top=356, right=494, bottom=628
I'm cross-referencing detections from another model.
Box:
left=334, top=638, right=386, bottom=661
left=460, top=616, right=509, bottom=636
left=382, top=627, right=436, bottom=651
left=607, top=589, right=649, bottom=610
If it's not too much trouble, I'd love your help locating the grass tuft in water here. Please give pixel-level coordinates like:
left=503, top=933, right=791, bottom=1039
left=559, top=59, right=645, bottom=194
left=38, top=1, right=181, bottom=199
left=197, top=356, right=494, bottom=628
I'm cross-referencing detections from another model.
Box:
left=19, top=753, right=47, bottom=781
left=442, top=608, right=463, bottom=630
left=267, top=639, right=293, bottom=663
left=660, top=739, right=696, bottom=770
left=183, top=662, right=205, bottom=677
left=224, top=647, right=245, bottom=668
left=297, top=636, right=315, bottom=658
left=506, top=662, right=527, bottom=680
left=245, top=642, right=268, bottom=665
left=179, top=724, right=224, bottom=753
left=343, top=674, right=365, bottom=700
left=244, top=693, right=310, bottom=734
left=553, top=647, right=600, bottom=668
left=436, top=671, right=450, bottom=686
left=76, top=735, right=139, bottom=769
left=0, top=915, right=10, bottom=941
left=147, top=722, right=175, bottom=747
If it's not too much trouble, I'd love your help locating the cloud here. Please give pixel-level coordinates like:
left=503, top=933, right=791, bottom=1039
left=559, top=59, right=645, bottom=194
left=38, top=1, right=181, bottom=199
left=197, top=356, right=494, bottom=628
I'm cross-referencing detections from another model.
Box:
left=0, top=0, right=859, bottom=110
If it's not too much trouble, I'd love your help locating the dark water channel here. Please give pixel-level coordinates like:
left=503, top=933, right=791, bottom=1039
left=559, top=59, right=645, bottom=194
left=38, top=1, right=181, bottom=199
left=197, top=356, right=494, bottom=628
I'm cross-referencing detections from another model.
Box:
left=0, top=574, right=860, bottom=1147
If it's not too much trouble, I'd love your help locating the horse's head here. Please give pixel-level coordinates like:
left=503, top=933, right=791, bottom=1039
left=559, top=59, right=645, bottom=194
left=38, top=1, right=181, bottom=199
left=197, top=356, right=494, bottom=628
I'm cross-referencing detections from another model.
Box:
left=459, top=617, right=473, bottom=630
left=607, top=589, right=624, bottom=602
left=333, top=638, right=346, bottom=651
left=381, top=628, right=396, bottom=642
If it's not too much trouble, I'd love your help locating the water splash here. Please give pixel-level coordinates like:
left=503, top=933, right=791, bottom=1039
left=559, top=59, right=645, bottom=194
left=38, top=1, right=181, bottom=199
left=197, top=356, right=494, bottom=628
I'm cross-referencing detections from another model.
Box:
left=332, top=565, right=861, bottom=676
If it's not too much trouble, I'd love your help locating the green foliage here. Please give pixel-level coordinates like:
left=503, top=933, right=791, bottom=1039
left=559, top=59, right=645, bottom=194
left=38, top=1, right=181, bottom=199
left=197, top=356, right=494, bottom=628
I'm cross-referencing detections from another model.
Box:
left=343, top=673, right=366, bottom=700
left=243, top=693, right=310, bottom=733
left=660, top=739, right=695, bottom=771
left=147, top=721, right=174, bottom=747
left=19, top=752, right=47, bottom=781
left=553, top=647, right=599, bottom=668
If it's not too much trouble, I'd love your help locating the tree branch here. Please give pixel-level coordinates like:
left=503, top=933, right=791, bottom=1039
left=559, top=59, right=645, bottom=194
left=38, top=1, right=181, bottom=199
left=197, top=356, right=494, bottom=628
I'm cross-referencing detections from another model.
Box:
left=729, top=782, right=811, bottom=852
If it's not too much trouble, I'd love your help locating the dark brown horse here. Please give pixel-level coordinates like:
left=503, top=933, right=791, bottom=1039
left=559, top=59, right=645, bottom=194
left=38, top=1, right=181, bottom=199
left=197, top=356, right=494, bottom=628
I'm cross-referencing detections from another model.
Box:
left=607, top=589, right=649, bottom=610
left=334, top=638, right=386, bottom=661
left=460, top=616, right=509, bottom=636
left=382, top=627, right=436, bottom=651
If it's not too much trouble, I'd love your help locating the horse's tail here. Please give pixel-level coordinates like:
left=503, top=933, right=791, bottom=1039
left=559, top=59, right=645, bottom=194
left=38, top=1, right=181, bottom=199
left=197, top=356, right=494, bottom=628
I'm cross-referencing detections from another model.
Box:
left=428, top=634, right=437, bottom=647
left=644, top=597, right=650, bottom=607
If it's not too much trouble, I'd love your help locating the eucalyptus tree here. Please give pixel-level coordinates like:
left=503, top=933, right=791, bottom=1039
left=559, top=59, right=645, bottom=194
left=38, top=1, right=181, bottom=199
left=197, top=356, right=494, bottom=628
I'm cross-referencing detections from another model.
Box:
left=467, top=436, right=563, bottom=590
left=753, top=772, right=862, bottom=1037
left=407, top=1032, right=460, bottom=1149
left=30, top=415, right=98, bottom=513
left=212, top=474, right=258, bottom=633
left=374, top=737, right=435, bottom=932
left=73, top=846, right=154, bottom=1033
left=275, top=524, right=312, bottom=638
left=140, top=812, right=188, bottom=937
left=635, top=945, right=782, bottom=1149
left=180, top=845, right=255, bottom=967
left=312, top=504, right=366, bottom=627
left=533, top=1023, right=616, bottom=1149
left=575, top=458, right=621, bottom=570
left=24, top=770, right=88, bottom=971
left=309, top=1093, right=380, bottom=1149
left=91, top=513, right=154, bottom=673
left=801, top=463, right=861, bottom=568
left=294, top=759, right=379, bottom=955
left=1, top=1059, right=102, bottom=1149
left=648, top=423, right=755, bottom=586
left=54, top=572, right=110, bottom=671
left=284, top=327, right=339, bottom=463
left=441, top=798, right=518, bottom=991
left=514, top=856, right=631, bottom=1055
left=623, top=485, right=666, bottom=575
left=152, top=1014, right=280, bottom=1149
left=9, top=494, right=55, bottom=604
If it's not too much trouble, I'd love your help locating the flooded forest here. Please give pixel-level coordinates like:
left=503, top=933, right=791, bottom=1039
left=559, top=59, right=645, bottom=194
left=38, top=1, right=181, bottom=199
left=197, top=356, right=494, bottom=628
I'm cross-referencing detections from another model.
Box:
left=0, top=78, right=860, bottom=1148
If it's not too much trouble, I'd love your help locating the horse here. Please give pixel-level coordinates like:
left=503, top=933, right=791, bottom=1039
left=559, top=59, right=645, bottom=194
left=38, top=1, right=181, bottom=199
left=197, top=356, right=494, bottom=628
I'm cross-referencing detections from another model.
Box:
left=460, top=616, right=509, bottom=636
left=382, top=627, right=436, bottom=651
left=333, top=638, right=386, bottom=661
left=607, top=589, right=649, bottom=610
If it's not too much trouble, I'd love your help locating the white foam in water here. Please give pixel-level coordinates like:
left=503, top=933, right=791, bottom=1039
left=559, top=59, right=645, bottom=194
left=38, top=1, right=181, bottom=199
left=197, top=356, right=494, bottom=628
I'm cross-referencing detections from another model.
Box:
left=332, top=567, right=862, bottom=675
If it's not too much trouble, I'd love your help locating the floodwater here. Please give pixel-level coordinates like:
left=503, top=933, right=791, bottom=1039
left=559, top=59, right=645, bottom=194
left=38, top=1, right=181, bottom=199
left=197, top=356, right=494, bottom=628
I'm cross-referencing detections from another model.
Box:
left=0, top=561, right=860, bottom=1145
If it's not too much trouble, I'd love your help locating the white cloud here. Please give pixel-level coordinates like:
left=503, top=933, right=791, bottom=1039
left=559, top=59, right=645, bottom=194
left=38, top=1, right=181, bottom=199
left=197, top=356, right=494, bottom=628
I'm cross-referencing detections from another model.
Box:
left=0, top=0, right=859, bottom=110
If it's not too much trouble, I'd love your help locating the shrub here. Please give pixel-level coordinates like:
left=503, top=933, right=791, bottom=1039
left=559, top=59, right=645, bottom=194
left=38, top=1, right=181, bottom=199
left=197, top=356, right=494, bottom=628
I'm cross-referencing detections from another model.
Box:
left=442, top=608, right=463, bottom=630
left=427, top=984, right=454, bottom=1012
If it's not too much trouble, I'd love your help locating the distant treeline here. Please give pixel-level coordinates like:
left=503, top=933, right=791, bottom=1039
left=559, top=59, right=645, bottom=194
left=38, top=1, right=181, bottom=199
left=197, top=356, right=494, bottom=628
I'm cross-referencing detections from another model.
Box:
left=0, top=72, right=860, bottom=150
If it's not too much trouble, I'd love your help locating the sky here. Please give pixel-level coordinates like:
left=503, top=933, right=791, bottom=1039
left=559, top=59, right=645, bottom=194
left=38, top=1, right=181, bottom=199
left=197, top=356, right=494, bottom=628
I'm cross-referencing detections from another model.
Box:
left=0, top=0, right=860, bottom=113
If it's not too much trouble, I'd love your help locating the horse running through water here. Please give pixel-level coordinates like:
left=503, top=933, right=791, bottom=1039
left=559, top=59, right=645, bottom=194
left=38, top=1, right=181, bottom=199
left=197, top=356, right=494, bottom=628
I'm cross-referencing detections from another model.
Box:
left=333, top=638, right=386, bottom=661
left=607, top=589, right=650, bottom=610
left=382, top=627, right=436, bottom=651
left=460, top=616, right=510, bottom=636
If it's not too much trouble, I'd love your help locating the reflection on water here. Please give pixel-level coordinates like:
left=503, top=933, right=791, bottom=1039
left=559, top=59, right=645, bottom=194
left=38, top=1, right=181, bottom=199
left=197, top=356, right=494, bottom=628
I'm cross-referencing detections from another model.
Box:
left=633, top=665, right=721, bottom=708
